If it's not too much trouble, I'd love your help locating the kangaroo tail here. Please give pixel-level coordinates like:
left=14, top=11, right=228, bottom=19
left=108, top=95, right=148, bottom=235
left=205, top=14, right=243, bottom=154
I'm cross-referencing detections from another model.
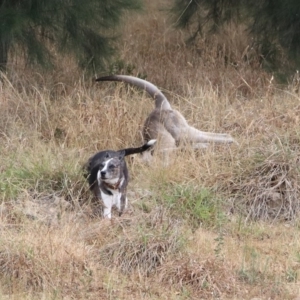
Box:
left=96, top=75, right=171, bottom=110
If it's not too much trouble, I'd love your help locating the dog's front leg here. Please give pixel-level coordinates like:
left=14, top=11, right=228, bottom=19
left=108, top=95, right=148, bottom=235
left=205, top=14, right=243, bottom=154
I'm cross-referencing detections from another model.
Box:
left=103, top=207, right=112, bottom=219
left=101, top=192, right=113, bottom=219
left=117, top=194, right=128, bottom=216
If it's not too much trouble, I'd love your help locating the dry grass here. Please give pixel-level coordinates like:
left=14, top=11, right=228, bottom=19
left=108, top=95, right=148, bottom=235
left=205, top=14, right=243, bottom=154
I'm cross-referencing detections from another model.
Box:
left=158, top=256, right=237, bottom=298
left=99, top=208, right=183, bottom=276
left=1, top=0, right=300, bottom=299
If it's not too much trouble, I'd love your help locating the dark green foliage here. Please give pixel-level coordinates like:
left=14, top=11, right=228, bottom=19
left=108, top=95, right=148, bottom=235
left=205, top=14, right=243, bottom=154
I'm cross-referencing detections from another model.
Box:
left=171, top=0, right=300, bottom=79
left=171, top=0, right=244, bottom=33
left=250, top=0, right=300, bottom=77
left=0, top=0, right=142, bottom=72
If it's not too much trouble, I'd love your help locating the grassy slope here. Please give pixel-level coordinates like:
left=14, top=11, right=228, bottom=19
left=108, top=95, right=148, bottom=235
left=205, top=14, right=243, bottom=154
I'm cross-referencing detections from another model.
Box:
left=1, top=1, right=300, bottom=299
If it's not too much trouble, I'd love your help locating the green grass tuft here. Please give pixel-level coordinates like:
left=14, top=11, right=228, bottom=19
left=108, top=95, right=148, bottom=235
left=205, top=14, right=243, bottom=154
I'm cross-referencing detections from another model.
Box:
left=161, top=184, right=226, bottom=229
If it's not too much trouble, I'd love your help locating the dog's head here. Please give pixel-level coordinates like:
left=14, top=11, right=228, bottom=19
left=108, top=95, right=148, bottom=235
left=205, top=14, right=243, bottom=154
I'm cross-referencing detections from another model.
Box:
left=96, top=151, right=126, bottom=185
left=85, top=141, right=156, bottom=191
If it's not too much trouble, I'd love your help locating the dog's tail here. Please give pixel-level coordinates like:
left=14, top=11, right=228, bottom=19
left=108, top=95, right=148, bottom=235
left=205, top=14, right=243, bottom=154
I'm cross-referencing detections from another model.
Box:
left=123, top=139, right=156, bottom=156
left=96, top=75, right=171, bottom=110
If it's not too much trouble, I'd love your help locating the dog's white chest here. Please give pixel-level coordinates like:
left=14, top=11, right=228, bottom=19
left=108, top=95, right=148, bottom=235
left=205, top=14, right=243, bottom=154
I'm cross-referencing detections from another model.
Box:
left=102, top=188, right=121, bottom=206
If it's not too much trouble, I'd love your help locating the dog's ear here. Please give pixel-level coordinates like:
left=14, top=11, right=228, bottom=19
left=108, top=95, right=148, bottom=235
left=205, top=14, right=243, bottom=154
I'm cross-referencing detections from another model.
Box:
left=105, top=152, right=110, bottom=158
left=118, top=150, right=126, bottom=160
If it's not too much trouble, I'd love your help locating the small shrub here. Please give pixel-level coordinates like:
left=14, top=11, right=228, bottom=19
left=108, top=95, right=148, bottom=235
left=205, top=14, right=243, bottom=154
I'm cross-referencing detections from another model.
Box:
left=229, top=145, right=300, bottom=221
left=161, top=184, right=225, bottom=229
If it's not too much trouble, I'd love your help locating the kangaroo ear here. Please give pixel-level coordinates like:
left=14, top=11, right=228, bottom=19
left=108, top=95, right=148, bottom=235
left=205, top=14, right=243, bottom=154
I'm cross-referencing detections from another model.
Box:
left=118, top=150, right=125, bottom=160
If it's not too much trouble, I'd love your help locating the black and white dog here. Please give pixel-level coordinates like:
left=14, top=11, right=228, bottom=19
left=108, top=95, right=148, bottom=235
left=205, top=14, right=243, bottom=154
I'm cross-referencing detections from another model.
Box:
left=84, top=140, right=156, bottom=219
